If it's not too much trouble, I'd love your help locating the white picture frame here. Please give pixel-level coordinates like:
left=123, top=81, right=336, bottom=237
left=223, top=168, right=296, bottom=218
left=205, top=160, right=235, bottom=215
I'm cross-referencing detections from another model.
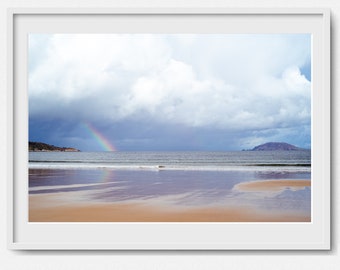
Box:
left=8, top=8, right=330, bottom=250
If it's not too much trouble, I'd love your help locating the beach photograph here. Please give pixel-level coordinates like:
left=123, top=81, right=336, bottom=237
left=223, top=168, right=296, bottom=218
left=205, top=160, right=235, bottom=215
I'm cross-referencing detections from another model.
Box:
left=28, top=34, right=311, bottom=222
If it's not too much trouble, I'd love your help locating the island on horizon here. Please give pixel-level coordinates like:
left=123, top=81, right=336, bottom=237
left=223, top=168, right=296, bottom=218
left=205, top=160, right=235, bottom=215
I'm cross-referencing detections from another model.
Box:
left=249, top=142, right=308, bottom=151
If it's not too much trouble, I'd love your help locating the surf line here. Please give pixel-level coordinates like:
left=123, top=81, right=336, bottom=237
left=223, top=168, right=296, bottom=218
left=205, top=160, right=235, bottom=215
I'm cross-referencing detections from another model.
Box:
left=83, top=122, right=116, bottom=151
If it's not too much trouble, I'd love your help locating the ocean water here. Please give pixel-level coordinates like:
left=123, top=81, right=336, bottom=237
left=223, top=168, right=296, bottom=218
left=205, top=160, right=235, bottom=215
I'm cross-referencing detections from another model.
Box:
left=29, top=151, right=311, bottom=214
left=29, top=150, right=311, bottom=171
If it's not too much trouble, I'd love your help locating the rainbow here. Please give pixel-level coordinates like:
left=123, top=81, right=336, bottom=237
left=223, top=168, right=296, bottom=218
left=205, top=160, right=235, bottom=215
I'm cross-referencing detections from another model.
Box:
left=83, top=122, right=116, bottom=151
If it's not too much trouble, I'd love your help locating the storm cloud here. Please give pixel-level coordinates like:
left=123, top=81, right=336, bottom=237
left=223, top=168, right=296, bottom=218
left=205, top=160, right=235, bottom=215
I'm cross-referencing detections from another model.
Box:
left=29, top=34, right=311, bottom=151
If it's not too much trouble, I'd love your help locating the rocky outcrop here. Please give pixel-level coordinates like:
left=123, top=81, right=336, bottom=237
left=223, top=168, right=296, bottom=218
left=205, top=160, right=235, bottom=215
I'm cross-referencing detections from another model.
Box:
left=251, top=142, right=302, bottom=151
left=29, top=141, right=80, bottom=152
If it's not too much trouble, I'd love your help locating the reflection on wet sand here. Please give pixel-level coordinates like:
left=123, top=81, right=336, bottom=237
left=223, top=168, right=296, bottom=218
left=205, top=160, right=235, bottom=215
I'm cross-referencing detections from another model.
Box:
left=29, top=169, right=311, bottom=222
left=29, top=179, right=311, bottom=222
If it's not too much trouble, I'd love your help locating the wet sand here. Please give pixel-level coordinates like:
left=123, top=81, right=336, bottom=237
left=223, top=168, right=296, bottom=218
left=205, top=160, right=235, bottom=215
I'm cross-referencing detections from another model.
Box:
left=234, top=179, right=311, bottom=192
left=29, top=179, right=311, bottom=222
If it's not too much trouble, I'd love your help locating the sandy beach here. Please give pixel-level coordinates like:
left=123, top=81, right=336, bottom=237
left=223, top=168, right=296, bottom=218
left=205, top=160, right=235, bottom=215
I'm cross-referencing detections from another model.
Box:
left=29, top=201, right=311, bottom=222
left=29, top=179, right=311, bottom=222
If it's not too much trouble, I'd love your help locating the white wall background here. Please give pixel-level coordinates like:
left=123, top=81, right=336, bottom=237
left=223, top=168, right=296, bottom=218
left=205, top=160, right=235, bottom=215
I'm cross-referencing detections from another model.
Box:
left=0, top=0, right=338, bottom=269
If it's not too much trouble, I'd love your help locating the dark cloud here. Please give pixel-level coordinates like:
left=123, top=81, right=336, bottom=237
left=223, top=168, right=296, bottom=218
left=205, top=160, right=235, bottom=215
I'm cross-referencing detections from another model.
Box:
left=29, top=34, right=311, bottom=151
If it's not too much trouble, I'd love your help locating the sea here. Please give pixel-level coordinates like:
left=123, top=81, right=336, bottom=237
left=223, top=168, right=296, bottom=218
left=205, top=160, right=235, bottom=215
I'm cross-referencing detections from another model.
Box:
left=29, top=150, right=311, bottom=218
left=29, top=150, right=311, bottom=171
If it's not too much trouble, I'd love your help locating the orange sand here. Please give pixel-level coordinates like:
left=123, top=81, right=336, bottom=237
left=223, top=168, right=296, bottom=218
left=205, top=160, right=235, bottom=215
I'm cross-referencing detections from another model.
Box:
left=29, top=202, right=310, bottom=222
left=233, top=179, right=311, bottom=192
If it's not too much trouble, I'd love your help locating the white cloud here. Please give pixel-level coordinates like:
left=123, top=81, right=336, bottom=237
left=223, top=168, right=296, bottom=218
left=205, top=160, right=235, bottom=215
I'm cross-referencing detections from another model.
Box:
left=29, top=34, right=311, bottom=133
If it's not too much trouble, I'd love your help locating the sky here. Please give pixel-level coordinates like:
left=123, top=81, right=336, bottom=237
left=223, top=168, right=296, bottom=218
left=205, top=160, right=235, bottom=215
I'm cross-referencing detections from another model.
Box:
left=28, top=34, right=311, bottom=151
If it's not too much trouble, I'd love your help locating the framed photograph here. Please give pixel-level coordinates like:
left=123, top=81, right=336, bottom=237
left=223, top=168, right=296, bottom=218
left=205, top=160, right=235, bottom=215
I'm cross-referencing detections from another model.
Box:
left=8, top=8, right=330, bottom=250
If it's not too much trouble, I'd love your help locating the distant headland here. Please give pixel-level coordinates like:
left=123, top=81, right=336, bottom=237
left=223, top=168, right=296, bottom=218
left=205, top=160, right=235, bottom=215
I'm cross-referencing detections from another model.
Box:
left=248, top=142, right=307, bottom=151
left=29, top=141, right=80, bottom=152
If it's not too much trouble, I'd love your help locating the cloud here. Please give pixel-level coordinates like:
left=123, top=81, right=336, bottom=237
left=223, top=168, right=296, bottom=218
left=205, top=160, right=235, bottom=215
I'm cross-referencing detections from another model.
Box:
left=29, top=34, right=311, bottom=150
